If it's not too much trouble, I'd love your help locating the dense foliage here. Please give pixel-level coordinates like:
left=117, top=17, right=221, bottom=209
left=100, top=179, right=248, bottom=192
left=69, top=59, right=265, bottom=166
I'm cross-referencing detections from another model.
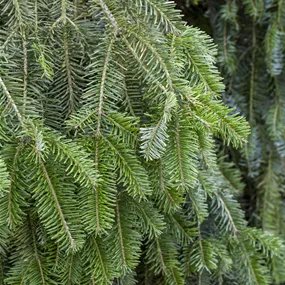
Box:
left=175, top=0, right=285, bottom=283
left=0, top=0, right=283, bottom=284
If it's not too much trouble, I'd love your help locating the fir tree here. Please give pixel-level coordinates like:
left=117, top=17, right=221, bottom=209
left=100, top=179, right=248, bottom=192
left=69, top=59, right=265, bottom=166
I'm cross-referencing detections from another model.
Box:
left=0, top=1, right=282, bottom=284
left=176, top=0, right=285, bottom=283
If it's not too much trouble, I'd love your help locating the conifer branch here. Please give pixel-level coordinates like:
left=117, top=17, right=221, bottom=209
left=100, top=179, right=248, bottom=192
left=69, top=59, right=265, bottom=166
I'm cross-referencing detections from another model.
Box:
left=38, top=157, right=76, bottom=250
left=97, top=0, right=119, bottom=35
left=0, top=1, right=280, bottom=283
left=96, top=38, right=114, bottom=140
left=116, top=203, right=127, bottom=269
left=30, top=219, right=46, bottom=285
left=64, top=29, right=75, bottom=115
left=7, top=145, right=22, bottom=229
left=0, top=77, right=24, bottom=125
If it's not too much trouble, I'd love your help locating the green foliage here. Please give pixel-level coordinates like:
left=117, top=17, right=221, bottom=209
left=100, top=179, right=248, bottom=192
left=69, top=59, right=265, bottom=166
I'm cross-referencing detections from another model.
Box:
left=175, top=0, right=285, bottom=283
left=0, top=0, right=281, bottom=284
